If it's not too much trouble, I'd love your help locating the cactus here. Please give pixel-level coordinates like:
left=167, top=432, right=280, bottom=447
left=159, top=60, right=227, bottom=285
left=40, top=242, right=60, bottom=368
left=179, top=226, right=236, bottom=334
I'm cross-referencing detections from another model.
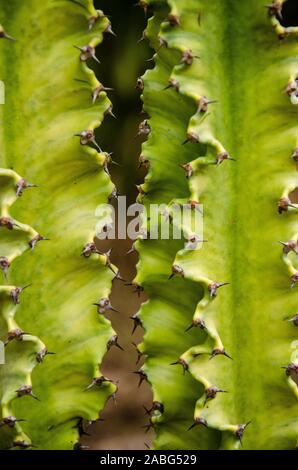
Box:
left=135, top=0, right=298, bottom=450
left=0, top=0, right=117, bottom=450
left=0, top=0, right=297, bottom=452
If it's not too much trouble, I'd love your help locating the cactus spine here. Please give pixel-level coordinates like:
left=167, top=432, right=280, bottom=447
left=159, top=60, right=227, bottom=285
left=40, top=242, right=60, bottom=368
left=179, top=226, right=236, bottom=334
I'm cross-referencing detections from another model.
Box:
left=135, top=0, right=298, bottom=449
left=0, top=0, right=297, bottom=451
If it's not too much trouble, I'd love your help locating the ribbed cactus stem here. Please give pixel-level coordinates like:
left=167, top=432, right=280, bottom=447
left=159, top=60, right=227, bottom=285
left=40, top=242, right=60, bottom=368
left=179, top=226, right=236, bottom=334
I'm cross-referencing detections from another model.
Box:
left=135, top=0, right=298, bottom=450
left=0, top=0, right=117, bottom=449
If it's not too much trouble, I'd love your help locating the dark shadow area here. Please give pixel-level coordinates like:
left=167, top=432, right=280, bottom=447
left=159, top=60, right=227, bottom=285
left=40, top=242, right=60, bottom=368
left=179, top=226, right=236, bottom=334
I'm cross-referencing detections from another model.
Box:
left=81, top=0, right=154, bottom=450
left=281, top=0, right=298, bottom=27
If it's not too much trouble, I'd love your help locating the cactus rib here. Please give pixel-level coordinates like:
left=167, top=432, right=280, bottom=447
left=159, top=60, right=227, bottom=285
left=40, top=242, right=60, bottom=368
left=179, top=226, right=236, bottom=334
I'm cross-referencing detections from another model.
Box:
left=135, top=0, right=298, bottom=450
left=0, top=0, right=117, bottom=449
left=0, top=169, right=46, bottom=448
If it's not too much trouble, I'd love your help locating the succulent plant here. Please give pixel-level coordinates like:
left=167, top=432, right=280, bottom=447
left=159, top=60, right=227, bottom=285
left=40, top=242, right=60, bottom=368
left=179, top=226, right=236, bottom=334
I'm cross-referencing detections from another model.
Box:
left=134, top=0, right=298, bottom=450
left=0, top=0, right=297, bottom=451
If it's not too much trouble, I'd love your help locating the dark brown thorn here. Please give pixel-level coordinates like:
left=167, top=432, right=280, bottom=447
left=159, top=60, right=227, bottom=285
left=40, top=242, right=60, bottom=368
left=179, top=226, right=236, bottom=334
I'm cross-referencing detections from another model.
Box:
left=136, top=184, right=147, bottom=196
left=104, top=248, right=117, bottom=275
left=188, top=417, right=208, bottom=431
left=105, top=105, right=116, bottom=119
left=283, top=362, right=298, bottom=383
left=114, top=270, right=127, bottom=282
left=198, top=11, right=202, bottom=25
left=291, top=89, right=298, bottom=101
left=169, top=264, right=185, bottom=280
left=188, top=200, right=201, bottom=211
left=12, top=440, right=33, bottom=449
left=285, top=80, right=298, bottom=97
left=126, top=242, right=137, bottom=255
left=152, top=401, right=164, bottom=414
left=88, top=17, right=98, bottom=32
left=205, top=386, right=227, bottom=403
left=157, top=36, right=168, bottom=50
left=74, top=443, right=89, bottom=451
left=279, top=239, right=298, bottom=255
left=130, top=314, right=143, bottom=334
left=136, top=120, right=151, bottom=138
left=92, top=84, right=114, bottom=104
left=10, top=284, right=31, bottom=305
left=0, top=257, right=10, bottom=277
left=181, top=49, right=199, bottom=65
left=104, top=24, right=117, bottom=37
left=137, top=32, right=147, bottom=43
left=29, top=234, right=49, bottom=250
left=179, top=163, right=193, bottom=179
left=88, top=11, right=108, bottom=31
left=81, top=242, right=100, bottom=257
left=182, top=132, right=200, bottom=145
left=208, top=281, right=229, bottom=298
left=265, top=2, right=283, bottom=20
left=16, top=179, right=37, bottom=197
left=235, top=421, right=251, bottom=446
left=139, top=155, right=150, bottom=169
left=164, top=78, right=180, bottom=92
left=133, top=369, right=148, bottom=387
left=278, top=196, right=297, bottom=214
left=170, top=358, right=189, bottom=374
left=74, top=45, right=100, bottom=63
left=291, top=272, right=298, bottom=288
left=107, top=335, right=124, bottom=351
left=291, top=148, right=298, bottom=162
left=94, top=298, right=119, bottom=314
left=16, top=385, right=40, bottom=401
left=142, top=421, right=154, bottom=433
left=76, top=418, right=91, bottom=437
left=144, top=401, right=164, bottom=416
left=185, top=318, right=206, bottom=332
left=286, top=314, right=298, bottom=326
left=210, top=348, right=233, bottom=360
left=168, top=14, right=180, bottom=27
left=75, top=129, right=102, bottom=152
left=216, top=152, right=235, bottom=166
left=36, top=348, right=54, bottom=363
left=0, top=28, right=16, bottom=41
left=5, top=328, right=27, bottom=345
left=0, top=416, right=25, bottom=428
left=74, top=78, right=89, bottom=84
left=132, top=342, right=144, bottom=364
